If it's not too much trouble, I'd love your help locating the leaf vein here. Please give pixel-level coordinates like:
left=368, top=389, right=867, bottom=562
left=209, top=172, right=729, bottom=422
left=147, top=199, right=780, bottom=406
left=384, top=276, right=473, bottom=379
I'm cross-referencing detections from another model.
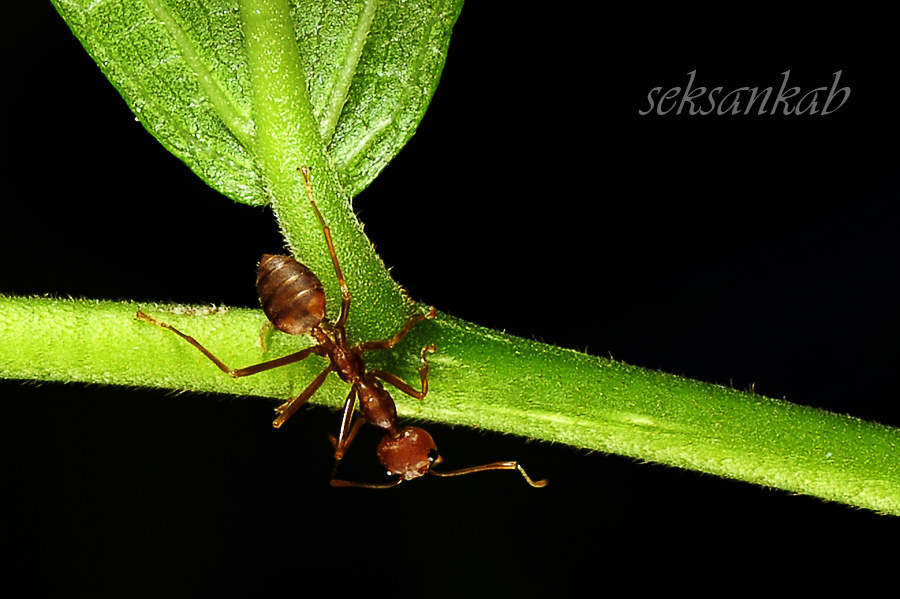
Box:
left=143, top=0, right=255, bottom=149
left=319, top=0, right=379, bottom=146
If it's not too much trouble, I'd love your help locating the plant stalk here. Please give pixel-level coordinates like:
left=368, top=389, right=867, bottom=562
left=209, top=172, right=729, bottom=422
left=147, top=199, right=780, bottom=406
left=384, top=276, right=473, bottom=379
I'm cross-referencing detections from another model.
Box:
left=2, top=295, right=897, bottom=515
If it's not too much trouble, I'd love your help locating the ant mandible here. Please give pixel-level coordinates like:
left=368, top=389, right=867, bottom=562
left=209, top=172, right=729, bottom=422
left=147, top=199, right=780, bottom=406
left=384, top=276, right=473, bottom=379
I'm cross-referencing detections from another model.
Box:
left=137, top=166, right=547, bottom=488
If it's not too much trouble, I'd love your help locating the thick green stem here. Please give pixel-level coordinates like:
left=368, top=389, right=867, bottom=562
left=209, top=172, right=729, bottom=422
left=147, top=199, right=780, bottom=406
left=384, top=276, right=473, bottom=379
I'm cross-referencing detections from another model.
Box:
left=241, top=0, right=408, bottom=340
left=2, top=295, right=897, bottom=515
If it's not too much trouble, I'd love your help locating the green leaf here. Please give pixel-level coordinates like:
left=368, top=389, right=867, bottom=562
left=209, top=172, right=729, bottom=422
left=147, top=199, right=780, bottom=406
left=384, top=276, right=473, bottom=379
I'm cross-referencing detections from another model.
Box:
left=297, top=1, right=463, bottom=198
left=51, top=0, right=463, bottom=205
left=53, top=0, right=465, bottom=346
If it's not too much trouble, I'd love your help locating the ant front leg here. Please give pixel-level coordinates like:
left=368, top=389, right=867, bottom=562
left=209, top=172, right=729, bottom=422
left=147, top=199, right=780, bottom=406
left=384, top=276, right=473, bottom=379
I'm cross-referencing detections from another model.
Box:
left=370, top=344, right=436, bottom=401
left=429, top=461, right=549, bottom=488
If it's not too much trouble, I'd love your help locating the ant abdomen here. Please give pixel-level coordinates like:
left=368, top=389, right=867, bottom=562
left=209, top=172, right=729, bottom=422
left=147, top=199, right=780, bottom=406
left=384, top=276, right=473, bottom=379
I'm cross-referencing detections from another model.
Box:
left=257, top=254, right=327, bottom=335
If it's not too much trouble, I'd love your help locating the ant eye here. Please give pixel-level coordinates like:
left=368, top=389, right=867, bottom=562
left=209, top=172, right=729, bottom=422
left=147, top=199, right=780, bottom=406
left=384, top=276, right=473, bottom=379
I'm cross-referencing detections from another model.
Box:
left=428, top=449, right=439, bottom=463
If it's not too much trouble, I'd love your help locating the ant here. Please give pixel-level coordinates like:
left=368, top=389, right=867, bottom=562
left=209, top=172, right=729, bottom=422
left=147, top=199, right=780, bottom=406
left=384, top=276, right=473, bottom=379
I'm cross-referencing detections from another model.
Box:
left=137, top=166, right=547, bottom=489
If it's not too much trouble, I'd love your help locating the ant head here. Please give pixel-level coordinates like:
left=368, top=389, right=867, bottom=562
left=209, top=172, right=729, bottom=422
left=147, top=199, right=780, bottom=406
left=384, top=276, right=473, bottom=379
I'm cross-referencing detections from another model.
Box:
left=376, top=427, right=441, bottom=481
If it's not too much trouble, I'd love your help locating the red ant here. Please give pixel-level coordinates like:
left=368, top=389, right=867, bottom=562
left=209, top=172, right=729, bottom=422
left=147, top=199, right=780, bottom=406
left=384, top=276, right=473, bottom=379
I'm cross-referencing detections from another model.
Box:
left=137, top=167, right=546, bottom=488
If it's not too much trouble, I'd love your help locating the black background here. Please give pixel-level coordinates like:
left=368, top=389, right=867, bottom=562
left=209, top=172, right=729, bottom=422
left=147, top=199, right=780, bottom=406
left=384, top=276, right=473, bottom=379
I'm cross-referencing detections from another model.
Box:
left=5, top=3, right=898, bottom=595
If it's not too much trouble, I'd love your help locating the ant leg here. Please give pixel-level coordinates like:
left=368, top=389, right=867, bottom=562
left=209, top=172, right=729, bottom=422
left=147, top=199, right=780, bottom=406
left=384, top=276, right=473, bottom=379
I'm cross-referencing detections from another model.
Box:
left=328, top=414, right=364, bottom=458
left=299, top=166, right=351, bottom=335
left=273, top=366, right=334, bottom=428
left=329, top=387, right=407, bottom=488
left=331, top=385, right=360, bottom=462
left=357, top=308, right=436, bottom=353
left=429, top=462, right=549, bottom=488
left=137, top=309, right=322, bottom=378
left=329, top=411, right=366, bottom=484
left=330, top=477, right=402, bottom=489
left=370, top=345, right=436, bottom=400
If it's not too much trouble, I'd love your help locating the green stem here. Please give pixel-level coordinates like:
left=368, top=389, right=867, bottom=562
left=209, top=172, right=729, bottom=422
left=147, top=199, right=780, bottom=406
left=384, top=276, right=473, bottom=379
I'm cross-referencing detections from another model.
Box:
left=2, top=295, right=897, bottom=515
left=241, top=0, right=408, bottom=340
